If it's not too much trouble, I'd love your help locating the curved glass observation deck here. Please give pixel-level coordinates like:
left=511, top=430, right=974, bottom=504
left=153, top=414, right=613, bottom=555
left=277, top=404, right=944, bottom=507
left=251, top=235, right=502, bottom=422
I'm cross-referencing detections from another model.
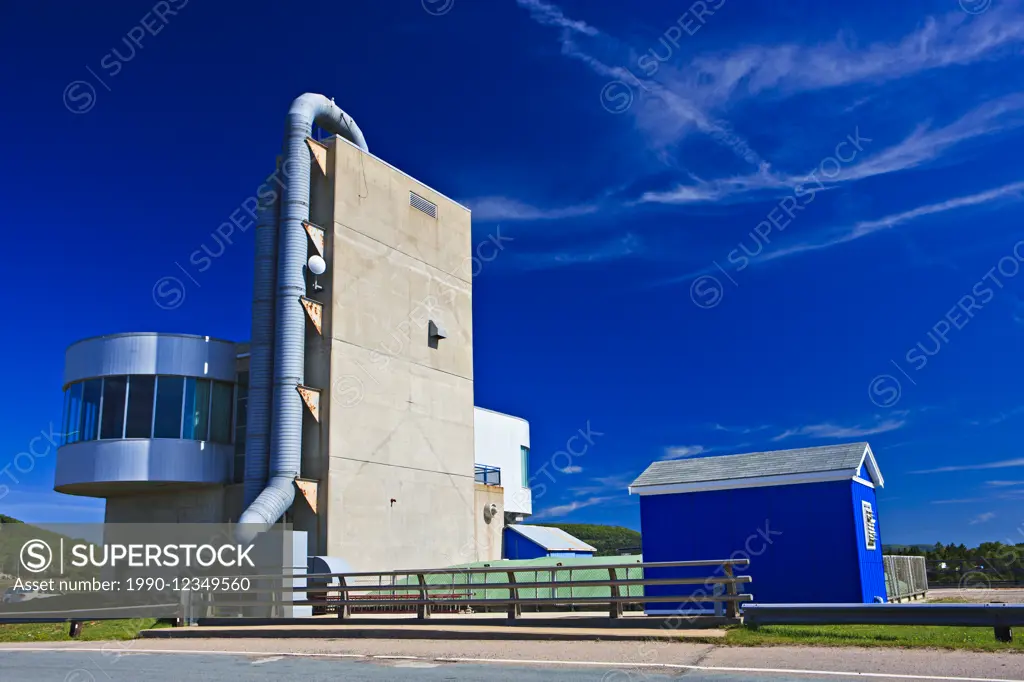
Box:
left=54, top=333, right=240, bottom=496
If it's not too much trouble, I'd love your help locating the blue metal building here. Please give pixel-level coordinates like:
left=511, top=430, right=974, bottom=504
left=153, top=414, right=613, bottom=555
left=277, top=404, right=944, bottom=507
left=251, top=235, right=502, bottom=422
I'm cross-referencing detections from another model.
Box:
left=503, top=525, right=597, bottom=560
left=629, top=442, right=885, bottom=612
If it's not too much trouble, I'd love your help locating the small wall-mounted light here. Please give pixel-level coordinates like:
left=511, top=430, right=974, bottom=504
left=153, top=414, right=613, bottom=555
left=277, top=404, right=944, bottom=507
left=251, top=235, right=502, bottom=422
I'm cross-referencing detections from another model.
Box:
left=308, top=255, right=327, bottom=291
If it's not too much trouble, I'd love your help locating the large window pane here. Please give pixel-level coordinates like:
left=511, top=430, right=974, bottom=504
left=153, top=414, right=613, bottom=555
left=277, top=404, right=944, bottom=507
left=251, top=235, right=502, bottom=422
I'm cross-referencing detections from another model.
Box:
left=125, top=376, right=156, bottom=438
left=154, top=376, right=185, bottom=439
left=61, top=387, right=72, bottom=445
left=182, top=378, right=211, bottom=440
left=64, top=383, right=83, bottom=445
left=210, top=381, right=234, bottom=444
left=99, top=376, right=127, bottom=439
left=80, top=379, right=101, bottom=441
left=520, top=445, right=530, bottom=488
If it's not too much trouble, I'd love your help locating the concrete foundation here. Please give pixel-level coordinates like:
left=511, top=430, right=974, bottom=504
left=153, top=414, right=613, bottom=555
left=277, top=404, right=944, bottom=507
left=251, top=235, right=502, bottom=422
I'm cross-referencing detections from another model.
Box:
left=104, top=485, right=243, bottom=524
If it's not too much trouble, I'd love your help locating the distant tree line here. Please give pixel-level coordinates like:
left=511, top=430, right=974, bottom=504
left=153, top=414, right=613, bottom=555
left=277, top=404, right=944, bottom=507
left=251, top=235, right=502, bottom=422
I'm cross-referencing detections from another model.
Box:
left=542, top=524, right=641, bottom=557
left=887, top=541, right=1024, bottom=585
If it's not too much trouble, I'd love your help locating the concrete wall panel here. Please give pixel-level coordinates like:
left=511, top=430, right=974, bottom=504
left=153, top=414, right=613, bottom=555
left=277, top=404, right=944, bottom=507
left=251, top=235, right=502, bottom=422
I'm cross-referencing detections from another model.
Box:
left=323, top=138, right=475, bottom=572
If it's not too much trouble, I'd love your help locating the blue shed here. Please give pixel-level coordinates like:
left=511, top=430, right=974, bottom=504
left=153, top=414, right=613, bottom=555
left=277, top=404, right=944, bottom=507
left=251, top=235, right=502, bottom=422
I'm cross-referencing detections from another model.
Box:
left=503, top=525, right=597, bottom=560
left=629, top=442, right=885, bottom=613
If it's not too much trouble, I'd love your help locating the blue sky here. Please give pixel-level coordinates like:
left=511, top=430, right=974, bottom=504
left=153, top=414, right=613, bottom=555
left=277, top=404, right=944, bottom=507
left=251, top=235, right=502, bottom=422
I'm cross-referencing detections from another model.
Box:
left=2, top=0, right=1023, bottom=546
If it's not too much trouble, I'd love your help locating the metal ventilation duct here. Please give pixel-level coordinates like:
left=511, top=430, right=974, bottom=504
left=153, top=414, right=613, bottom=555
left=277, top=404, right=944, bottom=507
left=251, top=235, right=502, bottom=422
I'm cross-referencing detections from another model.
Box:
left=239, top=93, right=368, bottom=536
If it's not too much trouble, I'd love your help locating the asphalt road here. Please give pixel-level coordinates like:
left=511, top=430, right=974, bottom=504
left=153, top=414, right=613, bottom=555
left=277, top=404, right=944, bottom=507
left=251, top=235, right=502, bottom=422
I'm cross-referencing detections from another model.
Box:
left=0, top=650, right=981, bottom=682
left=1, top=640, right=1022, bottom=682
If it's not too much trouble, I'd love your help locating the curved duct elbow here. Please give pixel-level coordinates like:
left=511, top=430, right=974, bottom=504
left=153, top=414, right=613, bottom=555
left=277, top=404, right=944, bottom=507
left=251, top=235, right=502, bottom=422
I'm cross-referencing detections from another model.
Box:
left=238, top=93, right=368, bottom=535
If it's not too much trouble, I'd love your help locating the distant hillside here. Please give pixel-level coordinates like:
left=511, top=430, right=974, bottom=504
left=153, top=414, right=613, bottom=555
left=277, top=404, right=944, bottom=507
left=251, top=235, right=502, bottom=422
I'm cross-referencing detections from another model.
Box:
left=0, top=514, right=97, bottom=582
left=541, top=523, right=641, bottom=556
left=883, top=544, right=936, bottom=553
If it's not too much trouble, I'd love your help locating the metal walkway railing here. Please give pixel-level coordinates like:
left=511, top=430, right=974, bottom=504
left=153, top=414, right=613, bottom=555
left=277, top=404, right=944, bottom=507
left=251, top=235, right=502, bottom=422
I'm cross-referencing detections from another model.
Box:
left=181, top=558, right=752, bottom=621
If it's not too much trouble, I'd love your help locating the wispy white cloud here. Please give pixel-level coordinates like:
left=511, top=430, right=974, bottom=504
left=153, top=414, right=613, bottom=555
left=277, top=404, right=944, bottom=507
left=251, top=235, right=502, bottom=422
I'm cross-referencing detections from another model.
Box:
left=658, top=179, right=1024, bottom=278
left=641, top=95, right=1024, bottom=206
left=970, top=512, right=997, bottom=525
left=466, top=196, right=600, bottom=221
left=515, top=0, right=766, bottom=165
left=933, top=489, right=1024, bottom=503
left=519, top=0, right=1024, bottom=170
left=772, top=417, right=906, bottom=441
left=518, top=232, right=642, bottom=269
left=675, top=7, right=1024, bottom=106
left=532, top=495, right=612, bottom=519
left=911, top=457, right=1024, bottom=474
left=660, top=445, right=705, bottom=460
left=712, top=423, right=772, bottom=435
left=768, top=179, right=1024, bottom=261
left=986, top=480, right=1024, bottom=487
left=516, top=0, right=598, bottom=37
left=567, top=472, right=636, bottom=497
left=969, top=405, right=1024, bottom=427
left=557, top=464, right=584, bottom=474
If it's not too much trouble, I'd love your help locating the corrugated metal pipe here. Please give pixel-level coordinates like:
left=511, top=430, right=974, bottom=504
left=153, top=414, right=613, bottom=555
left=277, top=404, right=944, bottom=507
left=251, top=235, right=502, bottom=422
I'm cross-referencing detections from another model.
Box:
left=239, top=93, right=368, bottom=536
left=242, top=184, right=279, bottom=508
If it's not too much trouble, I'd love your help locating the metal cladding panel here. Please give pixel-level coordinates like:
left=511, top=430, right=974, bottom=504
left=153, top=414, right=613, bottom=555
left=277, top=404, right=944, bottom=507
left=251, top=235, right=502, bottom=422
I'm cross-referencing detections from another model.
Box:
left=639, top=480, right=862, bottom=612
left=851, top=481, right=887, bottom=602
left=54, top=439, right=232, bottom=493
left=64, top=333, right=237, bottom=386
left=502, top=527, right=548, bottom=560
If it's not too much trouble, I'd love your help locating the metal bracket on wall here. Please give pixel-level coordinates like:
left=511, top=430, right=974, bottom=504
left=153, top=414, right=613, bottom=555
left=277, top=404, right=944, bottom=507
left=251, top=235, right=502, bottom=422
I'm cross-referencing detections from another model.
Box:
left=295, top=479, right=319, bottom=514
left=305, top=137, right=329, bottom=176
left=299, top=296, right=323, bottom=335
left=302, top=220, right=326, bottom=258
left=296, top=385, right=321, bottom=422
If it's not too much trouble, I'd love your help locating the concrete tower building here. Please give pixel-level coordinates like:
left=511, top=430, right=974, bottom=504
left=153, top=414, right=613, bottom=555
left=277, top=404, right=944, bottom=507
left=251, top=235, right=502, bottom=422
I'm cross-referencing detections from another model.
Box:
left=53, top=95, right=534, bottom=572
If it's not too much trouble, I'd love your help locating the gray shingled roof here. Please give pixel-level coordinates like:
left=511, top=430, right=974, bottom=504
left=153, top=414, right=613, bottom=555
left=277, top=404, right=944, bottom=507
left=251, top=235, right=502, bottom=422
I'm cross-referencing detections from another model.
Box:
left=630, top=442, right=870, bottom=489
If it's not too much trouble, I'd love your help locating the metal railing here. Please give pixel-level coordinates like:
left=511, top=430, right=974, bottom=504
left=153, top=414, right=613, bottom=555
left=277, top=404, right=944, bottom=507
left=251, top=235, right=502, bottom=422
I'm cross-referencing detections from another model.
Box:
left=743, top=602, right=1024, bottom=642
left=182, top=558, right=752, bottom=622
left=474, top=464, right=501, bottom=486
left=883, top=555, right=928, bottom=602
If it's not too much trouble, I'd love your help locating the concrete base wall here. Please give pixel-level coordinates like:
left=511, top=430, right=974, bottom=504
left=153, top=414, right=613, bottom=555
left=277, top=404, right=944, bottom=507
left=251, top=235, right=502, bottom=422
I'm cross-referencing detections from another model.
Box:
left=473, top=483, right=504, bottom=563
left=104, top=486, right=228, bottom=524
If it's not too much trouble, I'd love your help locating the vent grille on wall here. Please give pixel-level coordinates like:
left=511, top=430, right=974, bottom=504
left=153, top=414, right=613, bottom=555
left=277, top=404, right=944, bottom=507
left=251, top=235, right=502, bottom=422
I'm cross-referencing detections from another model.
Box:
left=410, top=191, right=437, bottom=219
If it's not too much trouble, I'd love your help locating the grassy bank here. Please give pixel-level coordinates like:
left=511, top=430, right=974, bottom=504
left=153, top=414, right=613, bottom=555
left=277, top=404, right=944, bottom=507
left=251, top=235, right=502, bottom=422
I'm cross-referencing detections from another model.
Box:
left=0, top=618, right=164, bottom=642
left=726, top=624, right=1024, bottom=651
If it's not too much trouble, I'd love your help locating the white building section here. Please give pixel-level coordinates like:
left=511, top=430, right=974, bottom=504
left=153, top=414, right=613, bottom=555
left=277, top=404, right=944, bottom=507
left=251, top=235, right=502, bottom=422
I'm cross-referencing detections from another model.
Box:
left=473, top=407, right=532, bottom=520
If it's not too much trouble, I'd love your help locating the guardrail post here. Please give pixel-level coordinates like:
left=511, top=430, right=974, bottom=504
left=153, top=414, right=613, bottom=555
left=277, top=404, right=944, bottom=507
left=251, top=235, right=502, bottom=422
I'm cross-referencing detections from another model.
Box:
left=416, top=573, right=431, bottom=619
left=337, top=576, right=349, bottom=620
left=68, top=621, right=82, bottom=638
left=507, top=571, right=520, bottom=619
left=609, top=567, right=623, bottom=618
left=723, top=563, right=738, bottom=619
